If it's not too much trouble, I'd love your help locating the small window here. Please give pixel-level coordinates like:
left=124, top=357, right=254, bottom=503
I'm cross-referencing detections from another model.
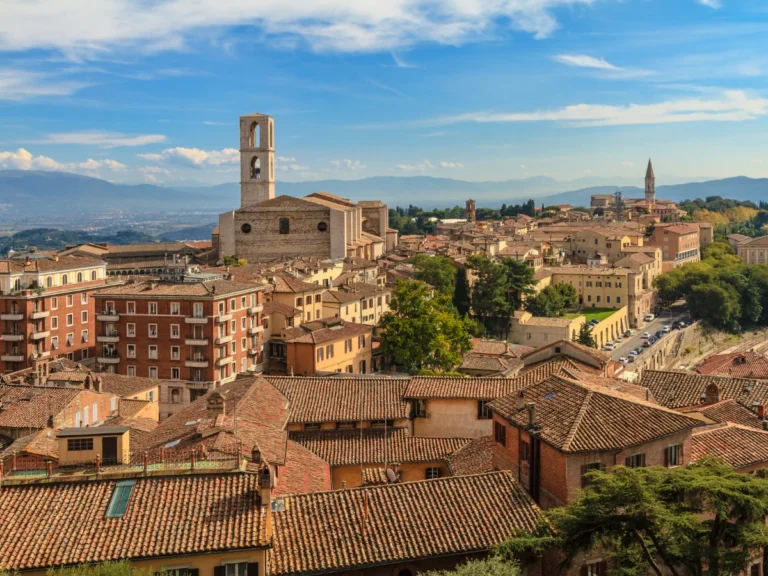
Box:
left=581, top=462, right=604, bottom=488
left=493, top=421, right=506, bottom=447
left=304, top=423, right=321, bottom=431
left=241, top=223, right=252, bottom=234
left=106, top=480, right=136, bottom=518
left=149, top=302, right=158, bottom=315
left=127, top=301, right=136, bottom=314
left=665, top=444, right=682, bottom=467
left=425, top=467, right=441, bottom=480
left=279, top=217, right=290, bottom=235
left=371, top=419, right=394, bottom=428
left=582, top=561, right=608, bottom=576
left=414, top=399, right=427, bottom=418
left=625, top=453, right=646, bottom=468
left=127, top=345, right=136, bottom=359
left=477, top=400, right=492, bottom=420
left=67, top=438, right=93, bottom=451
left=317, top=222, right=328, bottom=232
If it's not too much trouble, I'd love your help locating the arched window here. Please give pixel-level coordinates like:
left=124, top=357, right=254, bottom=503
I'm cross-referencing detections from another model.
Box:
left=77, top=272, right=83, bottom=283
left=91, top=270, right=97, bottom=281
left=62, top=274, right=68, bottom=285
left=279, top=217, right=290, bottom=235
left=13, top=278, right=21, bottom=291
left=46, top=276, right=53, bottom=288
left=171, top=388, right=181, bottom=404
left=269, top=123, right=273, bottom=148
left=249, top=121, right=260, bottom=147
left=251, top=157, right=261, bottom=180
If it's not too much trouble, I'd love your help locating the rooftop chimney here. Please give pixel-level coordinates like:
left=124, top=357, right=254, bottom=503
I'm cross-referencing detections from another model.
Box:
left=759, top=404, right=765, bottom=421
left=704, top=383, right=720, bottom=405
left=517, top=391, right=526, bottom=411
left=526, top=402, right=536, bottom=428
left=251, top=446, right=262, bottom=465
left=206, top=391, right=226, bottom=417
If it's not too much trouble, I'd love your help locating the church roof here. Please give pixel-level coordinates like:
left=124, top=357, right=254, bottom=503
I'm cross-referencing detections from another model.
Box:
left=646, top=159, right=655, bottom=179
left=251, top=195, right=326, bottom=210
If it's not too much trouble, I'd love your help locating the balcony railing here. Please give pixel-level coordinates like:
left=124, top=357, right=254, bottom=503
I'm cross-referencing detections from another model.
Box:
left=215, top=313, right=233, bottom=323
left=97, top=331, right=120, bottom=343
left=248, top=325, right=264, bottom=336
left=97, top=309, right=119, bottom=322
left=185, top=357, right=209, bottom=368
left=215, top=334, right=233, bottom=345
left=215, top=355, right=233, bottom=367
left=97, top=350, right=120, bottom=364
left=185, top=315, right=209, bottom=324
left=1, top=334, right=24, bottom=342
left=1, top=353, right=25, bottom=363
left=0, top=313, right=24, bottom=321
left=30, top=330, right=50, bottom=340
left=248, top=304, right=264, bottom=315
left=185, top=337, right=209, bottom=346
left=29, top=310, right=50, bottom=320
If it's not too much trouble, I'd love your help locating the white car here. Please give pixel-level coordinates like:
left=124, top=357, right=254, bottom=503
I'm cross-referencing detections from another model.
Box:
left=619, top=356, right=628, bottom=363
left=645, top=314, right=655, bottom=322
left=662, top=325, right=671, bottom=333
left=629, top=350, right=638, bottom=357
left=642, top=331, right=651, bottom=339
left=615, top=336, right=624, bottom=343
left=603, top=342, right=616, bottom=351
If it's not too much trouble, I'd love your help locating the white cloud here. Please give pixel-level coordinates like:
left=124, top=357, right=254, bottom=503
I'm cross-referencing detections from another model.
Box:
left=439, top=161, right=464, bottom=168
left=554, top=54, right=619, bottom=70
left=621, top=161, right=634, bottom=167
left=277, top=156, right=297, bottom=162
left=391, top=52, right=418, bottom=68
left=343, top=158, right=365, bottom=170
left=0, top=147, right=126, bottom=173
left=39, top=131, right=166, bottom=147
left=397, top=160, right=434, bottom=171
left=417, top=90, right=768, bottom=128
left=138, top=147, right=239, bottom=167
left=698, top=0, right=722, bottom=8
left=366, top=77, right=408, bottom=98
left=520, top=164, right=526, bottom=169
left=0, top=0, right=595, bottom=57
left=279, top=163, right=310, bottom=171
left=0, top=68, right=89, bottom=100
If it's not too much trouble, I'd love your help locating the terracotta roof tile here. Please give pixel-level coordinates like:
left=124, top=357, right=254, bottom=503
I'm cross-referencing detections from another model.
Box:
left=640, top=370, right=768, bottom=410
left=0, top=428, right=58, bottom=460
left=288, top=427, right=468, bottom=467
left=118, top=399, right=150, bottom=418
left=696, top=351, right=768, bottom=379
left=678, top=398, right=763, bottom=429
left=276, top=440, right=332, bottom=496
left=489, top=376, right=702, bottom=453
left=0, top=386, right=81, bottom=429
left=270, top=471, right=543, bottom=576
left=692, top=423, right=768, bottom=469
left=446, top=436, right=496, bottom=476
left=95, top=279, right=263, bottom=298
left=0, top=472, right=268, bottom=571
left=266, top=377, right=410, bottom=423
left=263, top=301, right=302, bottom=317
left=282, top=318, right=372, bottom=345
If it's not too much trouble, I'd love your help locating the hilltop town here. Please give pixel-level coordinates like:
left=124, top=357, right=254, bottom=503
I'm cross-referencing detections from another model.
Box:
left=4, top=114, right=768, bottom=576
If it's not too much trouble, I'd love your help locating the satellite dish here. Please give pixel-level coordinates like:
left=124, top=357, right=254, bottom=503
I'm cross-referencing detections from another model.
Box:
left=386, top=468, right=398, bottom=483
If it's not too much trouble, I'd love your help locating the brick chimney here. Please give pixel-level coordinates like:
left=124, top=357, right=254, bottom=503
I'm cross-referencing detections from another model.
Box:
left=206, top=391, right=226, bottom=417
left=704, top=383, right=719, bottom=405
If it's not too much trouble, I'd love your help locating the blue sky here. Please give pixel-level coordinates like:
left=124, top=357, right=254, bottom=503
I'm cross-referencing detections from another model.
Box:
left=1, top=0, right=767, bottom=186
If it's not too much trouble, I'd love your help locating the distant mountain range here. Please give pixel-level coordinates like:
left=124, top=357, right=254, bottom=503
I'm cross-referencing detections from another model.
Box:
left=2, top=170, right=768, bottom=217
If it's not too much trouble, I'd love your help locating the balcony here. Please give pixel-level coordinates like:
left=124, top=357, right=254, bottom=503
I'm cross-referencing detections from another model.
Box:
left=97, top=332, right=120, bottom=343
left=248, top=347, right=260, bottom=356
left=29, top=310, right=50, bottom=320
left=215, top=334, right=233, bottom=345
left=249, top=304, right=264, bottom=315
left=0, top=313, right=23, bottom=321
left=97, top=352, right=120, bottom=365
left=215, top=355, right=233, bottom=367
left=1, top=354, right=25, bottom=362
left=32, top=350, right=50, bottom=360
left=248, top=325, right=264, bottom=336
left=185, top=315, right=209, bottom=325
left=185, top=338, right=209, bottom=346
left=2, top=334, right=24, bottom=342
left=215, top=313, right=232, bottom=323
left=97, top=311, right=119, bottom=322
left=186, top=380, right=214, bottom=390
left=30, top=330, right=50, bottom=340
left=252, top=363, right=264, bottom=373
left=185, top=358, right=210, bottom=368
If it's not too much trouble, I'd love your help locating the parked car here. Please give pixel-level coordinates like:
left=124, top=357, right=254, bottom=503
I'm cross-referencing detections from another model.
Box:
left=619, top=356, right=628, bottom=363
left=629, top=350, right=638, bottom=357
left=642, top=331, right=651, bottom=339
left=655, top=330, right=663, bottom=339
left=635, top=347, right=644, bottom=355
left=645, top=314, right=655, bottom=322
left=628, top=355, right=636, bottom=363
left=662, top=325, right=671, bottom=333
left=604, top=342, right=616, bottom=351
left=624, top=329, right=632, bottom=338
left=615, top=336, right=624, bottom=343
left=672, top=321, right=682, bottom=330
left=643, top=340, right=652, bottom=347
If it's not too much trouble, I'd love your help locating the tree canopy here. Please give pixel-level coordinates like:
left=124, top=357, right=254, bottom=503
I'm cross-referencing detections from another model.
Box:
left=422, top=556, right=521, bottom=576
left=453, top=265, right=471, bottom=317
left=380, top=280, right=473, bottom=372
left=524, top=282, right=577, bottom=317
left=412, top=254, right=457, bottom=295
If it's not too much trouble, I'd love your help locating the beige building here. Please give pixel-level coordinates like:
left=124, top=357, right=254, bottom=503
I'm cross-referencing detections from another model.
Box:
left=646, top=223, right=700, bottom=271
left=263, top=271, right=326, bottom=324
left=322, top=282, right=391, bottom=325
left=511, top=311, right=584, bottom=348
left=218, top=114, right=389, bottom=261
left=736, top=236, right=768, bottom=265
left=538, top=267, right=631, bottom=310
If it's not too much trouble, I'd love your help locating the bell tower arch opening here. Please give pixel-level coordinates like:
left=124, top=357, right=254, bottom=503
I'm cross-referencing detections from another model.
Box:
left=239, top=113, right=275, bottom=207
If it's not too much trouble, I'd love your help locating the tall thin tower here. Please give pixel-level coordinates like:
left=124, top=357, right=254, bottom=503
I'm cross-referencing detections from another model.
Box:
left=239, top=114, right=275, bottom=208
left=644, top=158, right=656, bottom=204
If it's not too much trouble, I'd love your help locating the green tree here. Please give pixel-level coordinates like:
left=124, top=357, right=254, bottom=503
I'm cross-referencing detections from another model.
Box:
left=412, top=254, right=457, bottom=295
left=500, top=257, right=536, bottom=311
left=525, top=283, right=578, bottom=317
left=467, top=255, right=511, bottom=337
left=45, top=562, right=154, bottom=576
left=576, top=322, right=596, bottom=347
left=421, top=556, right=521, bottom=576
left=380, top=280, right=473, bottom=372
left=688, top=283, right=741, bottom=331
left=453, top=265, right=472, bottom=317
left=505, top=459, right=768, bottom=576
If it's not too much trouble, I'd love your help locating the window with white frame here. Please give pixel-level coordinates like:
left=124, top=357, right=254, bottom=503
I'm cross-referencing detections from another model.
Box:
left=148, top=345, right=158, bottom=359
left=81, top=310, right=88, bottom=323
left=81, top=329, right=88, bottom=343
left=66, top=294, right=74, bottom=307
left=66, top=332, right=74, bottom=346
left=170, top=302, right=180, bottom=315
left=171, top=346, right=180, bottom=360
left=66, top=313, right=74, bottom=326
left=149, top=324, right=158, bottom=338
left=81, top=293, right=88, bottom=304
left=51, top=336, right=59, bottom=350
left=171, top=367, right=180, bottom=380
left=127, top=323, right=135, bottom=337
left=149, top=302, right=158, bottom=315
left=127, top=366, right=136, bottom=377
left=51, top=316, right=58, bottom=330
left=193, top=302, right=204, bottom=318
left=127, top=301, right=136, bottom=314
left=230, top=298, right=236, bottom=311
left=149, top=367, right=158, bottom=379
left=51, top=297, right=58, bottom=310
left=127, top=344, right=136, bottom=358
left=171, top=324, right=180, bottom=339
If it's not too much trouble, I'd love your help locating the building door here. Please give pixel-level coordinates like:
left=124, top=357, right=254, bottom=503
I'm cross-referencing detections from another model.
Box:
left=103, top=436, right=118, bottom=463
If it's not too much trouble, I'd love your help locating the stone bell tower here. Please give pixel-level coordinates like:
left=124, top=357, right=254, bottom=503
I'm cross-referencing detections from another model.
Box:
left=240, top=114, right=275, bottom=208
left=644, top=158, right=656, bottom=205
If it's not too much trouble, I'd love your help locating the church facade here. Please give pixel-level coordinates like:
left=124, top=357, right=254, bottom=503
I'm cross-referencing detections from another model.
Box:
left=218, top=114, right=391, bottom=262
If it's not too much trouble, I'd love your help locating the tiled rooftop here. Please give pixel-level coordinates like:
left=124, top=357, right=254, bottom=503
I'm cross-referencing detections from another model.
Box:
left=490, top=376, right=702, bottom=453
left=266, top=377, right=410, bottom=423
left=446, top=436, right=496, bottom=476
left=270, top=471, right=542, bottom=576
left=678, top=398, right=763, bottom=429
left=0, top=472, right=267, bottom=571
left=0, top=385, right=81, bottom=429
left=696, top=351, right=768, bottom=379
left=95, top=279, right=262, bottom=298
left=288, top=427, right=468, bottom=467
left=282, top=318, right=372, bottom=344
left=692, top=423, right=768, bottom=469
left=640, top=370, right=768, bottom=410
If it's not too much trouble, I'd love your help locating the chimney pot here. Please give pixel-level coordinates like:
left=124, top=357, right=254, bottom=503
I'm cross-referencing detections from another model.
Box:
left=759, top=404, right=765, bottom=420
left=526, top=402, right=536, bottom=427
left=517, top=391, right=526, bottom=410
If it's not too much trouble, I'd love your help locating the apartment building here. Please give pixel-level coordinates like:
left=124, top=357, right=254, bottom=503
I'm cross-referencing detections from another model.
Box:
left=735, top=235, right=768, bottom=265
left=645, top=223, right=700, bottom=271
left=270, top=317, right=373, bottom=375
left=93, top=280, right=265, bottom=418
left=0, top=253, right=108, bottom=372
left=321, top=282, right=391, bottom=325
left=537, top=266, right=631, bottom=309
left=263, top=271, right=326, bottom=324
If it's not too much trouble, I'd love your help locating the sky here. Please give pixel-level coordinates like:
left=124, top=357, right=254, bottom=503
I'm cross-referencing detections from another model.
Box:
left=1, top=0, right=768, bottom=187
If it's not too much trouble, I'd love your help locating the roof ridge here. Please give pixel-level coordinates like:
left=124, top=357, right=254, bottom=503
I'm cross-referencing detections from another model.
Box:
left=562, top=388, right=593, bottom=451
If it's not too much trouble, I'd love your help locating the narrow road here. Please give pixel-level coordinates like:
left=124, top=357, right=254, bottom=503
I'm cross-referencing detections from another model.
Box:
left=610, top=310, right=690, bottom=367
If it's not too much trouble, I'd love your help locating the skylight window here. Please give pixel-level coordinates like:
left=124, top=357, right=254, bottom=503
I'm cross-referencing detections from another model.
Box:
left=106, top=480, right=135, bottom=518
left=544, top=392, right=556, bottom=400
left=164, top=439, right=181, bottom=448
left=185, top=419, right=200, bottom=426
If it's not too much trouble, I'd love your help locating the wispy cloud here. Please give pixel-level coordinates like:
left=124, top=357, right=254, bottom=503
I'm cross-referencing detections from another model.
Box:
left=365, top=77, right=408, bottom=98
left=396, top=160, right=434, bottom=171
left=0, top=147, right=126, bottom=172
left=138, top=147, right=238, bottom=166
left=554, top=54, right=619, bottom=70
left=698, top=0, right=722, bottom=8
left=277, top=156, right=297, bottom=162
left=391, top=52, right=418, bottom=68
left=376, top=90, right=768, bottom=129
left=0, top=0, right=595, bottom=58
left=0, top=68, right=90, bottom=100
left=39, top=131, right=166, bottom=147
left=202, top=120, right=230, bottom=126
left=440, top=161, right=464, bottom=168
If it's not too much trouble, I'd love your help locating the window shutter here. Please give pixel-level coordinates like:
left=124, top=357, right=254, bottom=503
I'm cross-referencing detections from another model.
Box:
left=625, top=456, right=631, bottom=467
left=214, top=567, right=226, bottom=576
left=580, top=464, right=588, bottom=488
left=664, top=446, right=669, bottom=467
left=599, top=561, right=608, bottom=576
left=189, top=570, right=200, bottom=576
left=580, top=566, right=588, bottom=576
left=247, top=563, right=259, bottom=576
left=641, top=453, right=646, bottom=467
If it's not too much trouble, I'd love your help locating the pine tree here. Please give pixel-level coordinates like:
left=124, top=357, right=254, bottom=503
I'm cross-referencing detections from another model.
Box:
left=453, top=266, right=471, bottom=317
left=577, top=322, right=596, bottom=348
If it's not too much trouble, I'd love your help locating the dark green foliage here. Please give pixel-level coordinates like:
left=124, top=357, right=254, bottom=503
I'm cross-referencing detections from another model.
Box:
left=388, top=200, right=537, bottom=233
left=453, top=266, right=472, bottom=317
left=524, top=282, right=578, bottom=317
left=421, top=556, right=521, bottom=576
left=380, top=280, right=473, bottom=372
left=412, top=254, right=457, bottom=295
left=577, top=322, right=596, bottom=347
left=45, top=561, right=154, bottom=576
left=0, top=228, right=157, bottom=254
left=505, top=459, right=768, bottom=576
